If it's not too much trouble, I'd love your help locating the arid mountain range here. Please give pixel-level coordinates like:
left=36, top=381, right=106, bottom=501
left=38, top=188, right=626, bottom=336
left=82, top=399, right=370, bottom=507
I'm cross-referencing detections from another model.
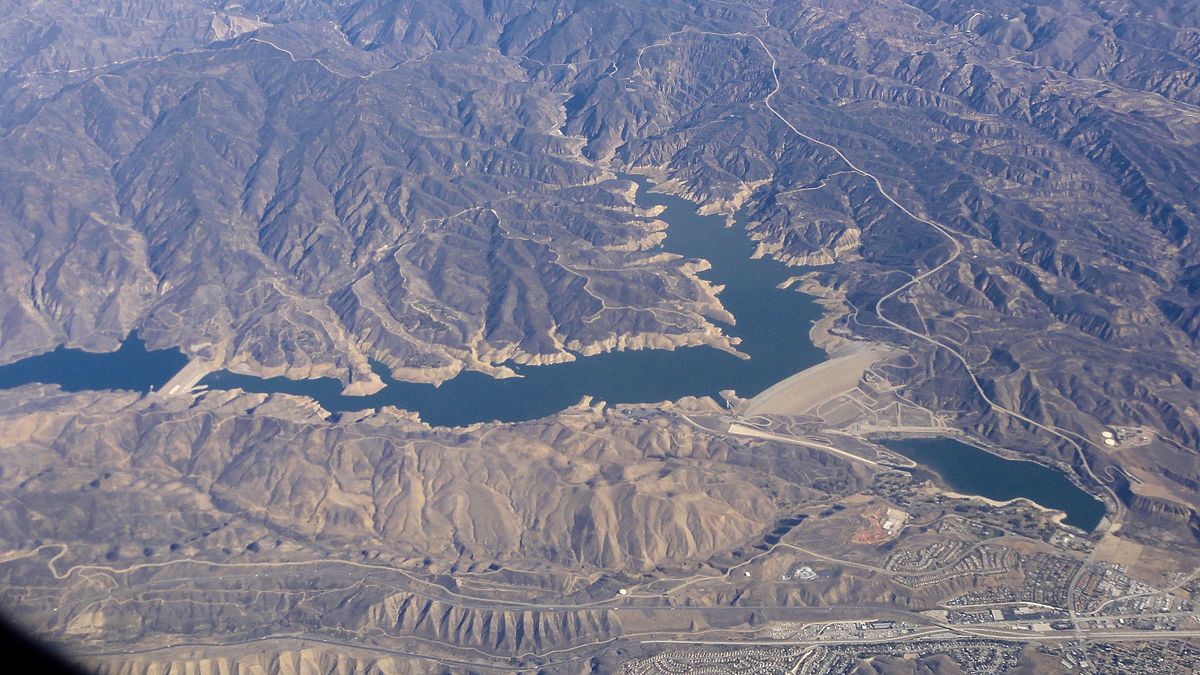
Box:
left=0, top=1, right=1198, bottom=672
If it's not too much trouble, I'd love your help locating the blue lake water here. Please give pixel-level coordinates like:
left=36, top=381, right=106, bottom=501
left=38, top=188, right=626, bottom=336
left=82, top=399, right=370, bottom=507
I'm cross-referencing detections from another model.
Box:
left=0, top=333, right=186, bottom=394
left=0, top=177, right=1106, bottom=530
left=882, top=437, right=1105, bottom=531
left=199, top=176, right=828, bottom=426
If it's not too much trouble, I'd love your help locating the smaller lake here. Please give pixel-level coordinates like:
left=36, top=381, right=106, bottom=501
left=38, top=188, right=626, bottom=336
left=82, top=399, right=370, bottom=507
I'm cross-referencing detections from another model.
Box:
left=882, top=437, right=1105, bottom=531
left=0, top=333, right=187, bottom=395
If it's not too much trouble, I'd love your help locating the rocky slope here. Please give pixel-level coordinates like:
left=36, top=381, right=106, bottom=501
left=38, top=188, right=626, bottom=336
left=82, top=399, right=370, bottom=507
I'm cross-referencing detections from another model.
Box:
left=0, top=0, right=746, bottom=388
left=0, top=386, right=869, bottom=664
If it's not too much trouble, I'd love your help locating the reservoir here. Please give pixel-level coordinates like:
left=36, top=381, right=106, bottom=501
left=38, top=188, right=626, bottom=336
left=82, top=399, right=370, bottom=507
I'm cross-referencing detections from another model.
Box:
left=0, top=333, right=186, bottom=395
left=0, top=177, right=1107, bottom=530
left=199, top=175, right=828, bottom=426
left=882, top=437, right=1105, bottom=531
